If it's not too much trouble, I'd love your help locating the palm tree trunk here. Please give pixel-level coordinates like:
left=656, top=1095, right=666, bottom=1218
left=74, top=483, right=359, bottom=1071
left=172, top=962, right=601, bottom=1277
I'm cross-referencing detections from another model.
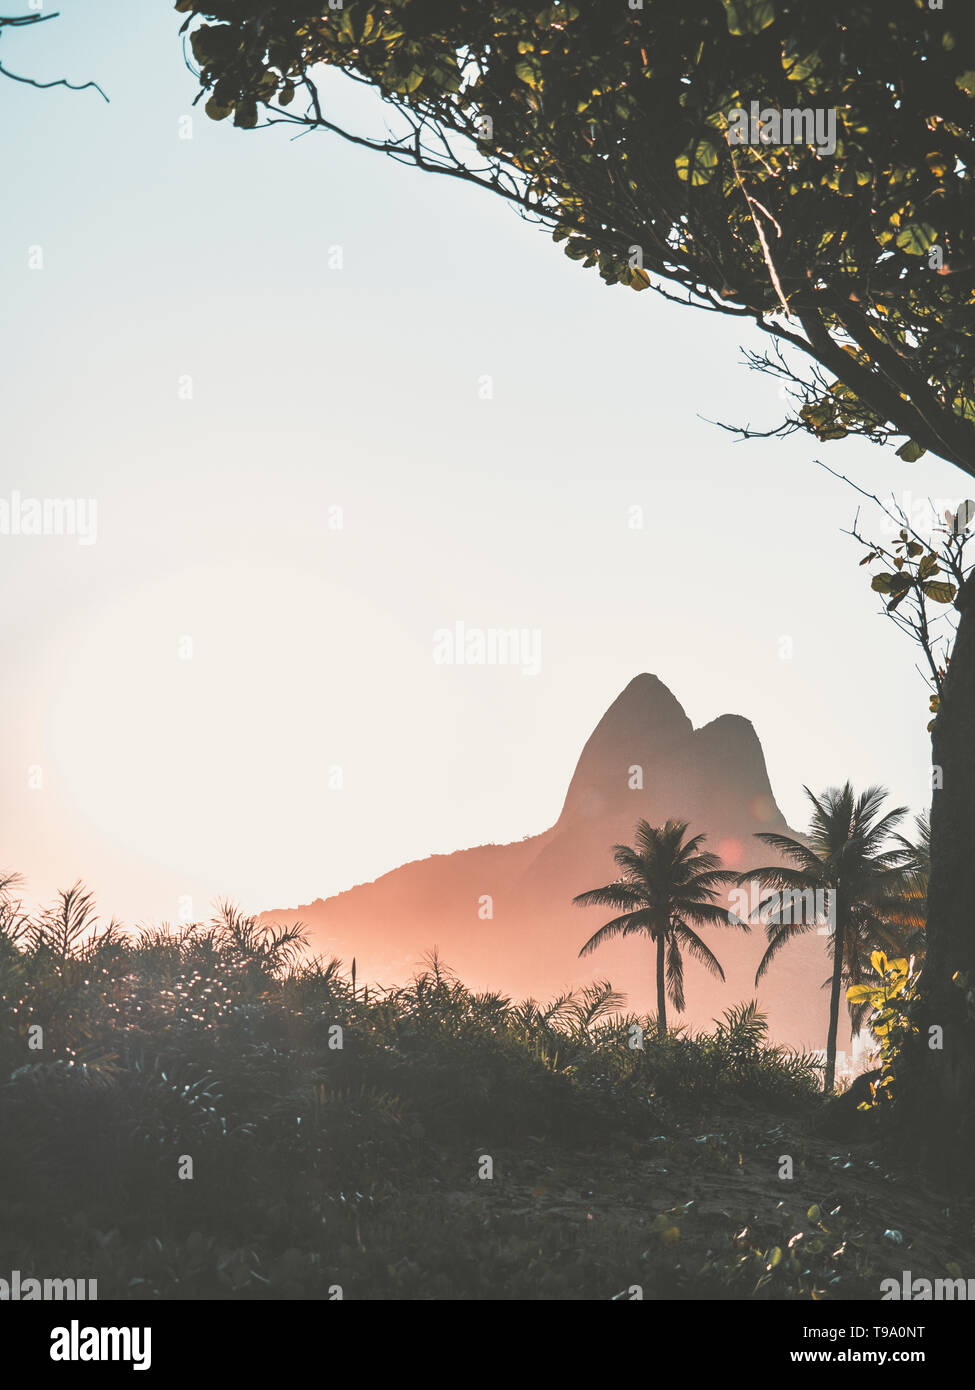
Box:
left=655, top=933, right=667, bottom=1037
left=824, top=919, right=845, bottom=1093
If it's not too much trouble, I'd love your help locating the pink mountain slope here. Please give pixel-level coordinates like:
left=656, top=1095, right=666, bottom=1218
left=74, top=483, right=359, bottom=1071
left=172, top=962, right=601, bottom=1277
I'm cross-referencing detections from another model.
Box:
left=261, top=675, right=851, bottom=1051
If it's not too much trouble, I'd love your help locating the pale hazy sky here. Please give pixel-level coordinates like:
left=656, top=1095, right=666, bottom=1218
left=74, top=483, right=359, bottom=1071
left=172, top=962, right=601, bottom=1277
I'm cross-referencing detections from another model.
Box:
left=1, top=1, right=961, bottom=926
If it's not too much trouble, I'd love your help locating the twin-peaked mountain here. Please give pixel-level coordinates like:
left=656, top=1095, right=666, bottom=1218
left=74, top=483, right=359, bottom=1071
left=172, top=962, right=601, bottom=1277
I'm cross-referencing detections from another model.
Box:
left=262, top=675, right=844, bottom=1048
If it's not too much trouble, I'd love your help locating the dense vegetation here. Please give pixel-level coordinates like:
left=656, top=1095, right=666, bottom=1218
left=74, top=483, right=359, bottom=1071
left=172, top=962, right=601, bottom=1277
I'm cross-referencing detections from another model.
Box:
left=2, top=877, right=968, bottom=1301
left=177, top=0, right=975, bottom=1185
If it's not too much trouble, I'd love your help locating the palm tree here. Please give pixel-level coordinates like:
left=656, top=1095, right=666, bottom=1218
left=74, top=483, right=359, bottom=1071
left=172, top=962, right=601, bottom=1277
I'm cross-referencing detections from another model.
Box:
left=574, top=819, right=747, bottom=1036
left=37, top=881, right=99, bottom=963
left=838, top=814, right=929, bottom=1038
left=889, top=812, right=929, bottom=958
left=744, top=784, right=912, bottom=1092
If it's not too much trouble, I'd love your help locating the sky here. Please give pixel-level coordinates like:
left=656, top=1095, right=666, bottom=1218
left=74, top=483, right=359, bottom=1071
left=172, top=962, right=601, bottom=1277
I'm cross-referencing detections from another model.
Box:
left=0, top=1, right=964, bottom=929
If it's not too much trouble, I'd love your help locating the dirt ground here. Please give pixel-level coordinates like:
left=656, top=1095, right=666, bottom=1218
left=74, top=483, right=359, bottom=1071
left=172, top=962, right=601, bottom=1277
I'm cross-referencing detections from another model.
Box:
left=403, top=1102, right=975, bottom=1299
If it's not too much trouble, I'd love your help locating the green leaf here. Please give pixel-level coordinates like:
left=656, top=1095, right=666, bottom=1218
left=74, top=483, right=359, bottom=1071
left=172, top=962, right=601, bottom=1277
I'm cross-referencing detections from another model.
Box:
left=205, top=95, right=234, bottom=121
left=233, top=99, right=259, bottom=129
left=871, top=573, right=910, bottom=595
left=846, top=985, right=874, bottom=1004
left=895, top=223, right=938, bottom=256
left=781, top=43, right=819, bottom=83
left=536, top=4, right=577, bottom=23
left=955, top=71, right=975, bottom=98
left=675, top=137, right=719, bottom=185
left=922, top=580, right=957, bottom=604
left=564, top=239, right=592, bottom=261
left=895, top=439, right=926, bottom=462
left=723, top=0, right=776, bottom=36
left=190, top=27, right=213, bottom=65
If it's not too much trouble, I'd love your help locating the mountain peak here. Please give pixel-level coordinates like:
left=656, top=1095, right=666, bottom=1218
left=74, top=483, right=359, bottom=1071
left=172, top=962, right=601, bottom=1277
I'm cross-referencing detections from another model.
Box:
left=599, top=673, right=693, bottom=736
left=557, top=675, right=694, bottom=823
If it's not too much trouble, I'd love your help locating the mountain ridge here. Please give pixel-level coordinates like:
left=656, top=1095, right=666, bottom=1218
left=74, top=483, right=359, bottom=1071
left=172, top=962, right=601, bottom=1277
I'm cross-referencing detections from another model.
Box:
left=261, top=674, right=848, bottom=1050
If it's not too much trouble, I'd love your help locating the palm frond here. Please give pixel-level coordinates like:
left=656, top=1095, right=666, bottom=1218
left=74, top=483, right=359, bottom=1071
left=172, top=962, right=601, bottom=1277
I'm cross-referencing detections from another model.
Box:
left=672, top=920, right=727, bottom=980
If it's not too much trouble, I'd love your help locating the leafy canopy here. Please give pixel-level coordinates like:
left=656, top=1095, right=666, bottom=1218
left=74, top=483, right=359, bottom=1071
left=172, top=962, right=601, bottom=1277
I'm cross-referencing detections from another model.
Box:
left=180, top=0, right=975, bottom=472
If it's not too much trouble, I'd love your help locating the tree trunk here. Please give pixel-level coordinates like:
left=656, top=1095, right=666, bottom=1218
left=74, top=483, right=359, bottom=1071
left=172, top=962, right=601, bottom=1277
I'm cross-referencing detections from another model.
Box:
left=896, top=573, right=975, bottom=1184
left=655, top=933, right=667, bottom=1037
left=824, top=918, right=845, bottom=1093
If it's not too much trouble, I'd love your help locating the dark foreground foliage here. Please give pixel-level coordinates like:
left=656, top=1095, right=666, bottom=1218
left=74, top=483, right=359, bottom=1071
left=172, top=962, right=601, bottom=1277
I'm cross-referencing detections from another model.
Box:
left=0, top=888, right=970, bottom=1299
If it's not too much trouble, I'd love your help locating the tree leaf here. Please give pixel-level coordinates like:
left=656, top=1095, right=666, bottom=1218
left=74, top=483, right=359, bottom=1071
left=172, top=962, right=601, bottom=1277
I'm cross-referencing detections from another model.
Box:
left=871, top=572, right=910, bottom=594
left=921, top=580, right=957, bottom=604
left=723, top=0, right=776, bottom=37
left=675, top=137, right=719, bottom=185
left=205, top=96, right=234, bottom=121
left=233, top=100, right=259, bottom=129
left=895, top=223, right=938, bottom=256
